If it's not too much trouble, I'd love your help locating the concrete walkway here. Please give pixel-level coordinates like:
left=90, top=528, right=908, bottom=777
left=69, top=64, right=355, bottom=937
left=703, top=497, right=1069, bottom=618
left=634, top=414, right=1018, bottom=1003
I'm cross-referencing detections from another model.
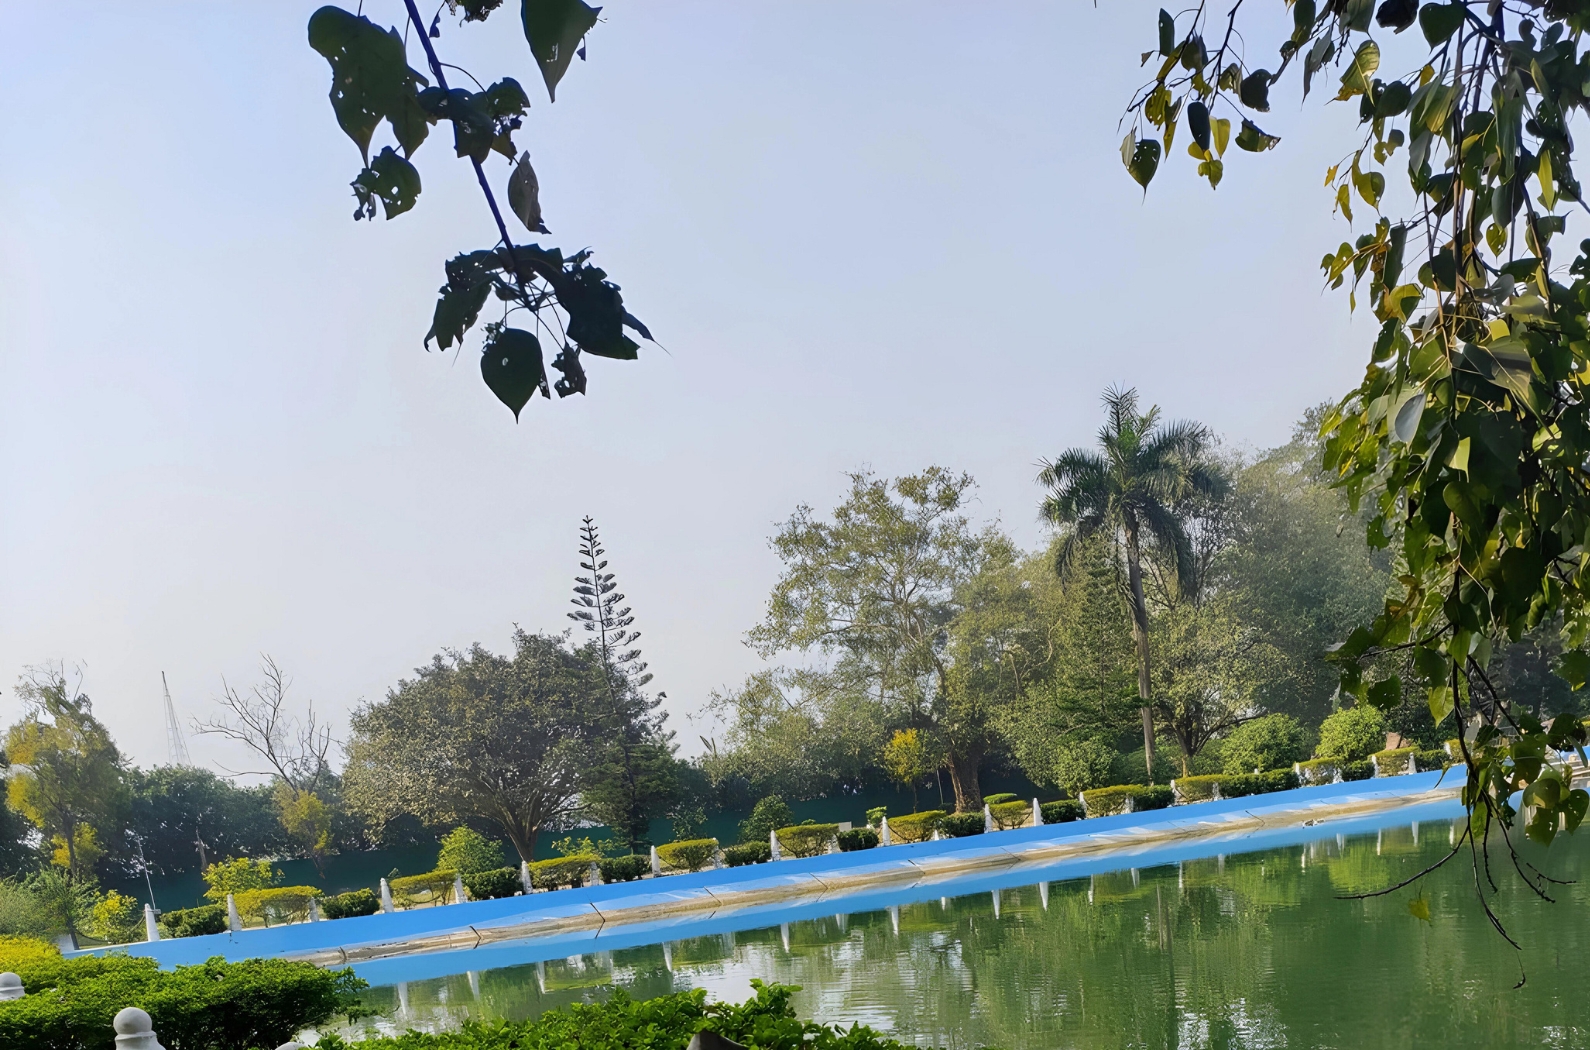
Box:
left=88, top=770, right=1478, bottom=969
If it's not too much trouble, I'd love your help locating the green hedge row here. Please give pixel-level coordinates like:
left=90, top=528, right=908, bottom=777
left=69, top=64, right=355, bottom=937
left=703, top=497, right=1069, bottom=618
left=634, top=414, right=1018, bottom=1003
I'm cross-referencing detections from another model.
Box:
left=888, top=811, right=945, bottom=843
left=1040, top=800, right=1083, bottom=824
left=939, top=812, right=984, bottom=838
left=158, top=904, right=227, bottom=939
left=1172, top=769, right=1300, bottom=803
left=722, top=842, right=772, bottom=866
left=600, top=855, right=651, bottom=882
left=656, top=839, right=719, bottom=872
left=461, top=867, right=521, bottom=900
left=322, top=889, right=380, bottom=920
left=988, top=800, right=1031, bottom=829
left=836, top=827, right=878, bottom=851
left=0, top=953, right=365, bottom=1050
left=775, top=824, right=839, bottom=858
left=1081, top=784, right=1173, bottom=817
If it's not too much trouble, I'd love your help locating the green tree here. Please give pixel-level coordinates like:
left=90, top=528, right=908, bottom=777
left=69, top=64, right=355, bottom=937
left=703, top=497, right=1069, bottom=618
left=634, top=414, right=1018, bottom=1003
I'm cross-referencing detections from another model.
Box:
left=881, top=729, right=937, bottom=812
left=566, top=518, right=681, bottom=853
left=437, top=826, right=506, bottom=875
left=202, top=857, right=279, bottom=902
left=737, top=796, right=794, bottom=847
left=1220, top=714, right=1309, bottom=775
left=1316, top=706, right=1388, bottom=763
left=25, top=868, right=99, bottom=949
left=3, top=665, right=127, bottom=881
left=125, top=766, right=286, bottom=877
left=1038, top=387, right=1228, bottom=781
left=343, top=630, right=604, bottom=861
left=747, top=468, right=1003, bottom=811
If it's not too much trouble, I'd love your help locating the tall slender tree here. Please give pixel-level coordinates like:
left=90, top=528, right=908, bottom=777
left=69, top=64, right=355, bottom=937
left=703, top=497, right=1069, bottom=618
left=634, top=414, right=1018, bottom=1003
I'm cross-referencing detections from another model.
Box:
left=567, top=518, right=678, bottom=851
left=1038, top=387, right=1226, bottom=781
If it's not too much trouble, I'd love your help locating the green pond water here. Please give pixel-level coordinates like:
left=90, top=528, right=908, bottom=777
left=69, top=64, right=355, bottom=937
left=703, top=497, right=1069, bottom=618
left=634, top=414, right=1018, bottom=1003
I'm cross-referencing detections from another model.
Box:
left=343, top=819, right=1590, bottom=1049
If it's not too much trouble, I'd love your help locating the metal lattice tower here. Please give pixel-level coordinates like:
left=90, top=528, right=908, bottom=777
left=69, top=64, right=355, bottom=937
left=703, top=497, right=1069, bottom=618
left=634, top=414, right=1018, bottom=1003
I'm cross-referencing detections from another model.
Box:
left=162, top=671, right=191, bottom=766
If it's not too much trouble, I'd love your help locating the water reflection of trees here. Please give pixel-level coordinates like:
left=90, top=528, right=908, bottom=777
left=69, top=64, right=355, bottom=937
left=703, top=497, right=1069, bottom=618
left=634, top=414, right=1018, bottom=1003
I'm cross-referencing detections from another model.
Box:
left=342, top=822, right=1589, bottom=1048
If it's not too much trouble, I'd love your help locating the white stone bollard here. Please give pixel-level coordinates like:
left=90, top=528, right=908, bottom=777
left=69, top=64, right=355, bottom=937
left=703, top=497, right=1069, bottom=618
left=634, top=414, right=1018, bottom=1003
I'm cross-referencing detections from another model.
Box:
left=226, top=893, right=241, bottom=932
left=0, top=972, right=23, bottom=1001
left=880, top=816, right=891, bottom=846
left=114, top=1007, right=167, bottom=1050
left=588, top=860, right=602, bottom=885
left=453, top=873, right=468, bottom=904
left=651, top=845, right=662, bottom=874
left=379, top=878, right=394, bottom=913
left=983, top=803, right=995, bottom=832
left=1031, top=798, right=1043, bottom=827
left=520, top=860, right=533, bottom=894
left=144, top=903, right=160, bottom=942
left=308, top=898, right=322, bottom=922
left=768, top=829, right=781, bottom=861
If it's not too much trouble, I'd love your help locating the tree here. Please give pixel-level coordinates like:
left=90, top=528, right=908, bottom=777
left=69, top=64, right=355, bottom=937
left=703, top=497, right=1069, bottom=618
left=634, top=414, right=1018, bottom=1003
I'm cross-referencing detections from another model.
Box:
left=1038, top=387, right=1228, bottom=781
left=1220, top=714, right=1309, bottom=775
left=881, top=729, right=937, bottom=812
left=1118, top=0, right=1590, bottom=926
left=342, top=630, right=604, bottom=861
left=202, top=858, right=278, bottom=902
left=25, top=868, right=99, bottom=949
left=437, top=826, right=507, bottom=875
left=747, top=468, right=1004, bottom=811
left=125, top=766, right=286, bottom=877
left=194, top=656, right=341, bottom=873
left=736, top=796, right=794, bottom=847
left=566, top=518, right=680, bottom=852
left=4, top=665, right=127, bottom=881
left=1316, top=706, right=1388, bottom=763
left=304, top=2, right=651, bottom=418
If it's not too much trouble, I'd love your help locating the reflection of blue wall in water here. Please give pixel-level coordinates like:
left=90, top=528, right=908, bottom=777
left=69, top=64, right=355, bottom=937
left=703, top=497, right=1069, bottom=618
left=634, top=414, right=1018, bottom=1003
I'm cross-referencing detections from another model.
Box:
left=109, top=773, right=1041, bottom=911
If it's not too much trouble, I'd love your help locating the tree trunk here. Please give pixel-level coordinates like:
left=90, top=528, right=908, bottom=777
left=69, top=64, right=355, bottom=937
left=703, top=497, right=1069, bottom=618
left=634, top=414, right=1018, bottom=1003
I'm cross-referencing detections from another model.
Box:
left=945, top=749, right=983, bottom=812
left=503, top=820, right=538, bottom=864
left=1123, top=518, right=1157, bottom=783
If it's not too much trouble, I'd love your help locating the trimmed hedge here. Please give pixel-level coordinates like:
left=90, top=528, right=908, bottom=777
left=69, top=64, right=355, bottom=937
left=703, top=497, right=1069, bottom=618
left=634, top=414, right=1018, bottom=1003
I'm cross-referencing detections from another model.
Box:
left=307, top=979, right=955, bottom=1050
left=888, top=810, right=944, bottom=844
left=939, top=812, right=984, bottom=838
left=530, top=855, right=597, bottom=890
left=1173, top=769, right=1300, bottom=804
left=1172, top=774, right=1225, bottom=803
left=389, top=869, right=456, bottom=906
left=722, top=842, right=772, bottom=867
left=1415, top=748, right=1450, bottom=770
left=989, top=800, right=1031, bottom=830
left=656, top=839, right=719, bottom=872
left=1082, top=784, right=1173, bottom=817
left=775, top=824, right=839, bottom=858
left=234, top=886, right=321, bottom=926
left=1371, top=746, right=1418, bottom=775
left=599, top=854, right=651, bottom=882
left=1294, top=758, right=1341, bottom=785
left=0, top=953, right=365, bottom=1050
left=0, top=936, right=58, bottom=972
left=837, top=827, right=878, bottom=851
left=1040, top=799, right=1084, bottom=824
left=982, top=792, right=1018, bottom=805
left=321, top=889, right=380, bottom=920
left=1341, top=759, right=1373, bottom=781
left=461, top=866, right=520, bottom=900
left=157, top=904, right=227, bottom=939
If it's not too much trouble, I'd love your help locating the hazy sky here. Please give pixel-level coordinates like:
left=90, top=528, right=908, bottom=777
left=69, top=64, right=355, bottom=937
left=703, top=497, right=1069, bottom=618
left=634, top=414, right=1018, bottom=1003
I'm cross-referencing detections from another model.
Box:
left=1, top=2, right=1382, bottom=774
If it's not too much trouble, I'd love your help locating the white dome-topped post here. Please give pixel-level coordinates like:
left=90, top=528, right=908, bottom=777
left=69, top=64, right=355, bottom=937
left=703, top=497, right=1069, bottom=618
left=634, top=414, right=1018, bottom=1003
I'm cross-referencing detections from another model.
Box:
left=113, top=1007, right=166, bottom=1050
left=650, top=845, right=662, bottom=874
left=768, top=829, right=781, bottom=861
left=983, top=803, right=994, bottom=832
left=144, top=903, right=160, bottom=942
left=453, top=873, right=468, bottom=904
left=1031, top=798, right=1043, bottom=826
left=226, top=893, right=242, bottom=932
left=0, top=972, right=23, bottom=1001
left=880, top=816, right=891, bottom=845
left=379, top=878, right=394, bottom=913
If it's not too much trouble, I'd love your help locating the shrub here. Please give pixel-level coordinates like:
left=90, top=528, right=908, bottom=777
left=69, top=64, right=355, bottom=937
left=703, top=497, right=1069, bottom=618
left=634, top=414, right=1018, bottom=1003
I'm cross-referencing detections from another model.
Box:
left=865, top=805, right=888, bottom=828
left=1221, top=714, right=1309, bottom=774
left=87, top=890, right=143, bottom=944
left=1341, top=759, right=1374, bottom=781
left=320, top=890, right=380, bottom=920
left=1372, top=746, right=1418, bottom=776
left=1172, top=774, right=1225, bottom=803
left=0, top=953, right=365, bottom=1050
left=721, top=842, right=771, bottom=867
left=1416, top=748, right=1450, bottom=770
left=656, top=839, right=719, bottom=873
left=598, top=855, right=650, bottom=883
left=437, top=827, right=507, bottom=875
left=982, top=792, right=1018, bottom=805
left=234, top=886, right=322, bottom=926
left=201, top=857, right=278, bottom=903
left=0, top=879, right=50, bottom=939
left=774, top=824, right=838, bottom=858
left=1175, top=770, right=1300, bottom=803
left=158, top=904, right=228, bottom=939
left=738, top=795, right=794, bottom=846
left=1040, top=799, right=1083, bottom=824
left=461, top=866, right=520, bottom=900
left=888, top=811, right=945, bottom=843
left=1294, top=757, right=1341, bottom=785
left=304, top=979, right=933, bottom=1050
left=1082, top=784, right=1173, bottom=817
left=1315, top=705, right=1387, bottom=761
left=0, top=935, right=58, bottom=972
left=1051, top=736, right=1120, bottom=796
left=389, top=870, right=456, bottom=906
left=989, top=800, right=1032, bottom=830
left=836, top=827, right=878, bottom=851
left=939, top=812, right=984, bottom=837
left=529, top=856, right=597, bottom=890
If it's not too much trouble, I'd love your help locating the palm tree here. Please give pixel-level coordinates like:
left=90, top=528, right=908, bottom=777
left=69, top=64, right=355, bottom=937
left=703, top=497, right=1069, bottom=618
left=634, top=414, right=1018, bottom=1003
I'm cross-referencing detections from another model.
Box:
left=1038, top=386, right=1227, bottom=782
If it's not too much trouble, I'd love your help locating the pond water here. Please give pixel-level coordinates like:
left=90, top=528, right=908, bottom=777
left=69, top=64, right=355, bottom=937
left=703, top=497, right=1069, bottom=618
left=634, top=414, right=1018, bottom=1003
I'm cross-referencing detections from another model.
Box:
left=337, top=814, right=1590, bottom=1049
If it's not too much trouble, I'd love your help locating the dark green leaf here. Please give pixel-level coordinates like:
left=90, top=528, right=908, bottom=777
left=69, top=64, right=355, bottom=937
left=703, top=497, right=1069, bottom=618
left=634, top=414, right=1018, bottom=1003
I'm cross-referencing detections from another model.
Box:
left=507, top=151, right=549, bottom=233
left=521, top=0, right=601, bottom=102
left=1235, top=119, right=1280, bottom=152
left=1187, top=101, right=1211, bottom=151
left=1368, top=675, right=1402, bottom=711
left=425, top=255, right=498, bottom=350
left=1127, top=138, right=1162, bottom=188
left=1292, top=0, right=1317, bottom=42
left=559, top=265, right=640, bottom=359
left=1240, top=71, right=1271, bottom=112
left=352, top=147, right=422, bottom=219
left=307, top=7, right=425, bottom=162
left=1376, top=80, right=1412, bottom=118
left=1391, top=388, right=1425, bottom=443
left=1375, top=0, right=1418, bottom=32
left=1419, top=2, right=1464, bottom=45
left=481, top=327, right=545, bottom=419
left=1158, top=9, right=1175, bottom=55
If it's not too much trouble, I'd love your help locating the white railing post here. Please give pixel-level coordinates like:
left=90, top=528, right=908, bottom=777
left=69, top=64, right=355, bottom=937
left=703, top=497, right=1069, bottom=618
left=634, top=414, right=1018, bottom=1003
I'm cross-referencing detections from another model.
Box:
left=453, top=873, right=468, bottom=904
left=308, top=898, right=321, bottom=922
left=143, top=904, right=160, bottom=942
left=768, top=829, right=782, bottom=861
left=588, top=860, right=602, bottom=885
left=379, top=878, right=394, bottom=913
left=520, top=860, right=533, bottom=894
left=983, top=803, right=994, bottom=832
left=880, top=816, right=891, bottom=845
left=1031, top=798, right=1042, bottom=826
left=114, top=1007, right=166, bottom=1050
left=651, top=845, right=662, bottom=874
left=226, top=893, right=241, bottom=932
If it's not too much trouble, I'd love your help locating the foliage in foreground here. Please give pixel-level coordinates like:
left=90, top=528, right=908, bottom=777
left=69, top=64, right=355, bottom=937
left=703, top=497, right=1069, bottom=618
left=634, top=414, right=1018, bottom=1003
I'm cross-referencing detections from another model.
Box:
left=319, top=980, right=988, bottom=1050
left=0, top=953, right=365, bottom=1050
